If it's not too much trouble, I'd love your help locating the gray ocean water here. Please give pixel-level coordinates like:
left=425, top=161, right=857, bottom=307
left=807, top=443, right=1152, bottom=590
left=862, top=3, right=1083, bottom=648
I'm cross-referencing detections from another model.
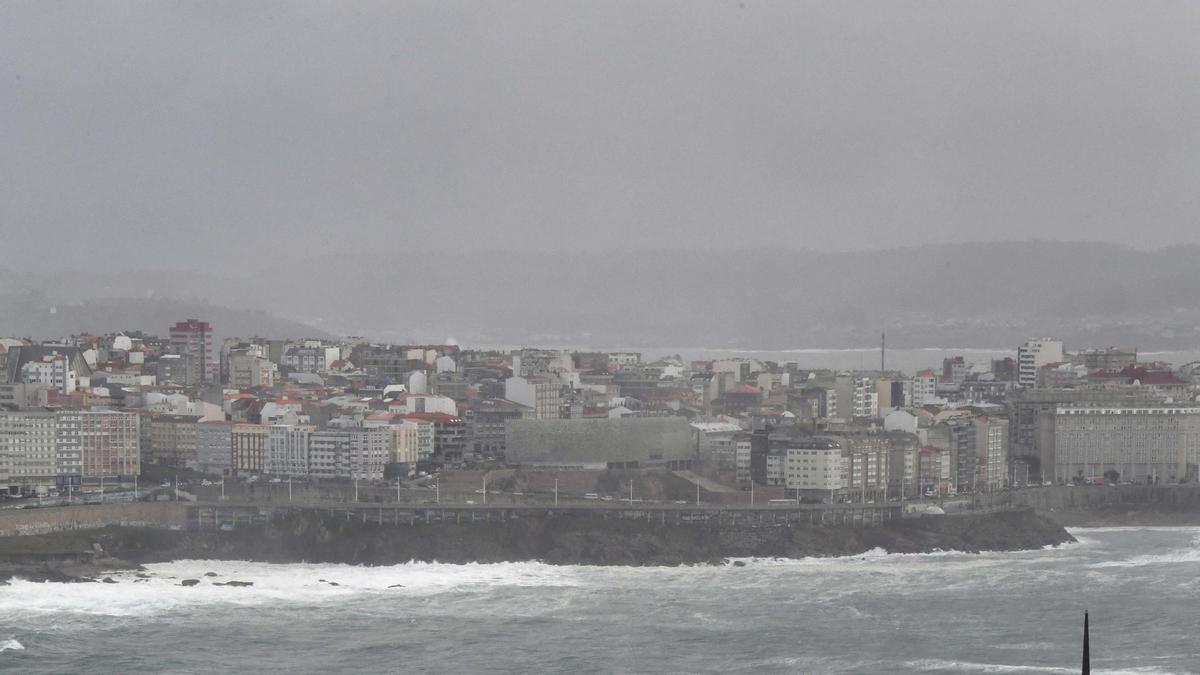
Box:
left=1, top=527, right=1197, bottom=674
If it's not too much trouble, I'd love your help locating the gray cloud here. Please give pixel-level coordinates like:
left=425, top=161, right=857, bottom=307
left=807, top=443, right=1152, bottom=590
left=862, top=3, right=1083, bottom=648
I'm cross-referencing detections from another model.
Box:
left=3, top=1, right=1198, bottom=272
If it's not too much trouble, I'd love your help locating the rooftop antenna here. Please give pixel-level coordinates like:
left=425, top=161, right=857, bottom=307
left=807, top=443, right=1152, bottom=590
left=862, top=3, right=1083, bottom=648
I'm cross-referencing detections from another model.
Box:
left=880, top=331, right=886, bottom=373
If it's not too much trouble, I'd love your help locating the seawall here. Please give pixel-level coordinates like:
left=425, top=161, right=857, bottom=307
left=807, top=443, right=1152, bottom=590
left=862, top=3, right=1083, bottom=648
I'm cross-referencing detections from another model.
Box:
left=0, top=502, right=187, bottom=537
left=1010, top=485, right=1200, bottom=526
left=0, top=506, right=1071, bottom=578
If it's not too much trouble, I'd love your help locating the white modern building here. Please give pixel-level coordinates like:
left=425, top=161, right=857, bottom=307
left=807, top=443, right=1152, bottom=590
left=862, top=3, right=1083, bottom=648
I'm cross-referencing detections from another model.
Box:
left=784, top=440, right=847, bottom=495
left=267, top=425, right=311, bottom=476
left=1018, top=338, right=1064, bottom=387
left=308, top=429, right=389, bottom=481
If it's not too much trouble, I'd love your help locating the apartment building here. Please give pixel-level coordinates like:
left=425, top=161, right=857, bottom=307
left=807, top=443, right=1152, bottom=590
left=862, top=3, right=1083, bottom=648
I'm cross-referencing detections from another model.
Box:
left=1053, top=405, right=1200, bottom=484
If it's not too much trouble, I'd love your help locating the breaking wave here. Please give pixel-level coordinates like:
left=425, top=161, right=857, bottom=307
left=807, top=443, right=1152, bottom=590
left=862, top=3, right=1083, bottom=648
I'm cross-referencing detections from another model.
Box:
left=907, top=660, right=1173, bottom=674
left=1089, top=548, right=1200, bottom=568
left=0, top=560, right=585, bottom=617
left=0, top=637, right=23, bottom=653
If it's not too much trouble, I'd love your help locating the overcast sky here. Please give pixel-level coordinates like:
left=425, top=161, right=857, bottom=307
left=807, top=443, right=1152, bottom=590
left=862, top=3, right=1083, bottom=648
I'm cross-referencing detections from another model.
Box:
left=3, top=1, right=1198, bottom=272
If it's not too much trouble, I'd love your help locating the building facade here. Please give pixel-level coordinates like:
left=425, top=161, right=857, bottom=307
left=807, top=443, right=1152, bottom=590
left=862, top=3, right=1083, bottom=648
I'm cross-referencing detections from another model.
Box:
left=169, top=319, right=215, bottom=385
left=1017, top=338, right=1064, bottom=388
left=266, top=425, right=311, bottom=476
left=197, top=421, right=233, bottom=476
left=784, top=439, right=846, bottom=498
left=1052, top=405, right=1200, bottom=484
left=232, top=423, right=268, bottom=475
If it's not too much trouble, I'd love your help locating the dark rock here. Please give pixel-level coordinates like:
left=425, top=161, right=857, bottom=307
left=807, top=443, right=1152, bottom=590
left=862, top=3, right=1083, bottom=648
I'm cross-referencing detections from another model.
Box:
left=102, top=577, right=117, bottom=584
left=387, top=584, right=404, bottom=588
left=204, top=572, right=218, bottom=577
left=214, top=580, right=253, bottom=587
left=732, top=560, right=747, bottom=567
left=180, top=579, right=200, bottom=587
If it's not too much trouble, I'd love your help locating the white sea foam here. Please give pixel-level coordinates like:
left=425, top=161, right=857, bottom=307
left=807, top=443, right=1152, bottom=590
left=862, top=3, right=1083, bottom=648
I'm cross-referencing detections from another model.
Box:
left=0, top=637, right=23, bottom=653
left=722, top=547, right=991, bottom=568
left=1089, top=548, right=1200, bottom=568
left=906, top=659, right=1076, bottom=673
left=1067, top=526, right=1200, bottom=534
left=906, top=659, right=1173, bottom=674
left=0, top=559, right=584, bottom=617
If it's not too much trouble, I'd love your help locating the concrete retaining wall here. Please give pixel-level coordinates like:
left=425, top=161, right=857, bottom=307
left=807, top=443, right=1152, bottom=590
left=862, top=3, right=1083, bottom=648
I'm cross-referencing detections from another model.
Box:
left=0, top=503, right=187, bottom=537
left=1010, top=485, right=1200, bottom=511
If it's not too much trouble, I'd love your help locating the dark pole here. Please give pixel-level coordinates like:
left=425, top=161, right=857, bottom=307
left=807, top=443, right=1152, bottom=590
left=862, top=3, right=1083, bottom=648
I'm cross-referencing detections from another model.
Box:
left=1082, top=611, right=1090, bottom=675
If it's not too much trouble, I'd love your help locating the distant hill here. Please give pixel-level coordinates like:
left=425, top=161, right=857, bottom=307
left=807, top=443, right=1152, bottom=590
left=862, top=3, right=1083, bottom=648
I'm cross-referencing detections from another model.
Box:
left=0, top=296, right=334, bottom=343
left=4, top=240, right=1200, bottom=349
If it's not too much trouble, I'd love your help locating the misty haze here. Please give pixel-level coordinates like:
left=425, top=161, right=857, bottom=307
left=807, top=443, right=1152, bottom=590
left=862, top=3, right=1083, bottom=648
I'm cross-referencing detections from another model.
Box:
left=2, top=2, right=1200, bottom=674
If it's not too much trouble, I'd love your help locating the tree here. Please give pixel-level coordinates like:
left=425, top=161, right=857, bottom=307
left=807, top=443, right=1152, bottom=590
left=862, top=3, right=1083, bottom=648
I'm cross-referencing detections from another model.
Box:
left=1103, top=469, right=1120, bottom=484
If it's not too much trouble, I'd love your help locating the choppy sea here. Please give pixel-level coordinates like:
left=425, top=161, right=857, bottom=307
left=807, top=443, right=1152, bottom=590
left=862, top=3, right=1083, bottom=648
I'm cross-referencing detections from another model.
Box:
left=1, top=527, right=1197, bottom=674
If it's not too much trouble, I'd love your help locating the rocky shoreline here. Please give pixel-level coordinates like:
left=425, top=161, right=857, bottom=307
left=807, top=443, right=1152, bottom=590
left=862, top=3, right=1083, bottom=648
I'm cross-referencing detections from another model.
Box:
left=0, top=507, right=1073, bottom=583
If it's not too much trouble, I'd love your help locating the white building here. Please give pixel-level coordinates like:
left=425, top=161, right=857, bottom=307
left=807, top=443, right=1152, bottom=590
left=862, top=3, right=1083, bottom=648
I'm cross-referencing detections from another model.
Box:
left=363, top=416, right=423, bottom=467
left=766, top=453, right=785, bottom=486
left=283, top=341, right=341, bottom=373
left=1018, top=338, right=1064, bottom=387
left=974, top=416, right=1008, bottom=491
left=505, top=375, right=561, bottom=420
left=308, top=429, right=389, bottom=481
left=267, top=425, right=311, bottom=475
left=852, top=376, right=879, bottom=419
left=784, top=441, right=847, bottom=494
left=0, top=411, right=57, bottom=489
left=388, top=394, right=457, bottom=417
left=197, top=421, right=233, bottom=476
left=20, top=354, right=77, bottom=394
left=435, top=355, right=457, bottom=374
left=734, top=436, right=752, bottom=483
left=407, top=370, right=428, bottom=395
left=229, top=354, right=278, bottom=389
left=910, top=370, right=938, bottom=406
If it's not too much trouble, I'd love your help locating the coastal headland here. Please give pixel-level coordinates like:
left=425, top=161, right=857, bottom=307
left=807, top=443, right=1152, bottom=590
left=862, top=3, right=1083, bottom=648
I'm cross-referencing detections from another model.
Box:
left=9, top=484, right=1200, bottom=582
left=0, top=504, right=1071, bottom=582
